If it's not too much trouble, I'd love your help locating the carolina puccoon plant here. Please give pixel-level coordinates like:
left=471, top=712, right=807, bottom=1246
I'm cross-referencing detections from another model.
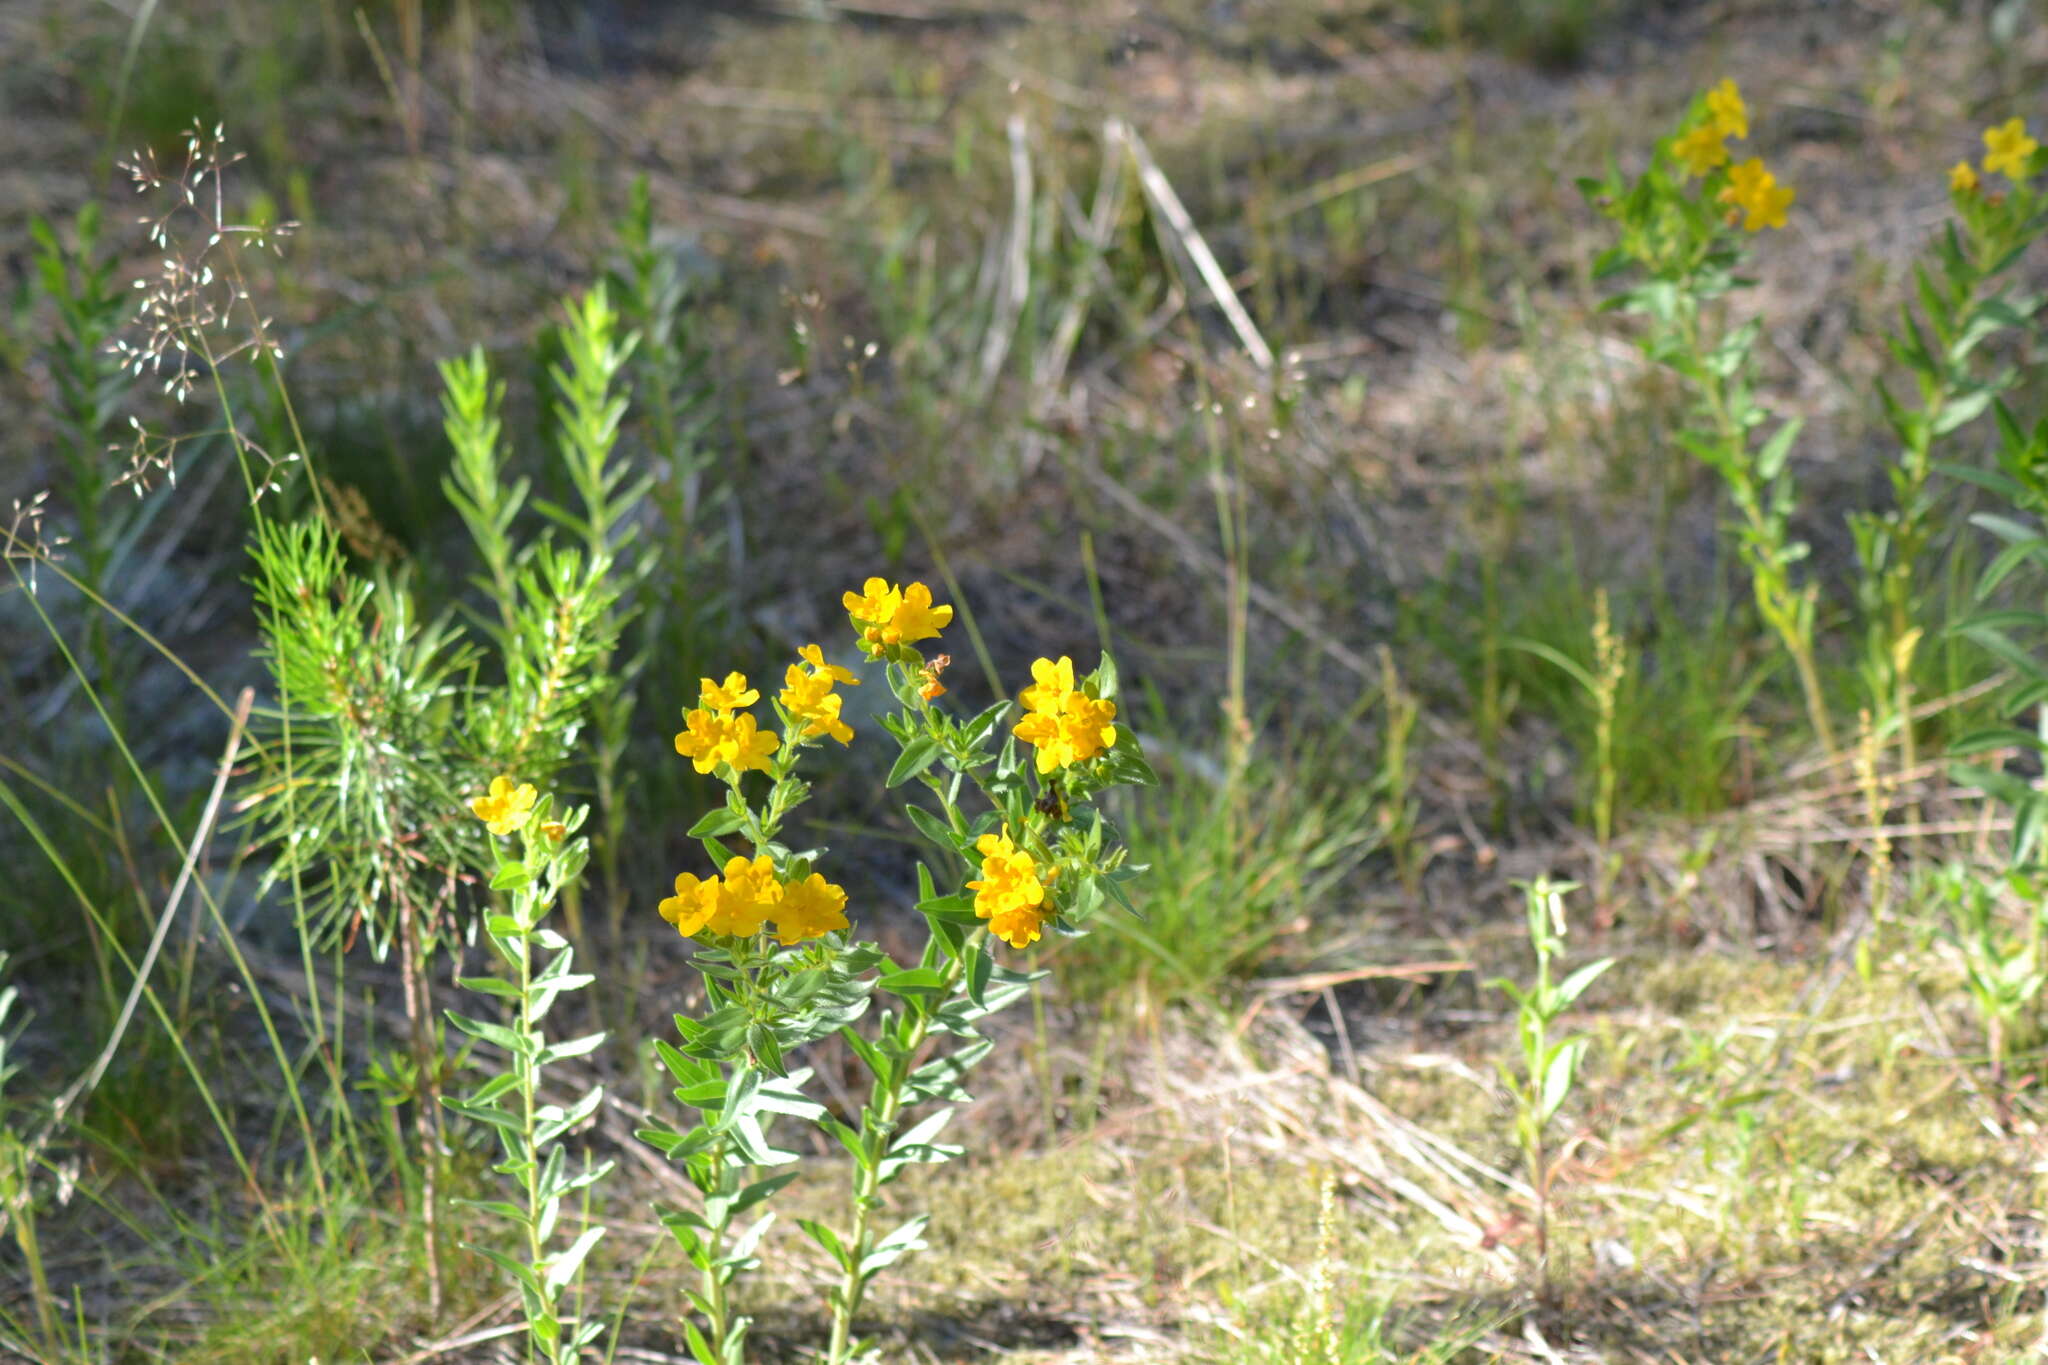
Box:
left=1858, top=117, right=2046, bottom=791
left=445, top=782, right=615, bottom=1362
left=1489, top=877, right=1611, bottom=1302
left=636, top=578, right=1153, bottom=1365
left=1581, top=80, right=1834, bottom=755
left=1927, top=121, right=2048, bottom=873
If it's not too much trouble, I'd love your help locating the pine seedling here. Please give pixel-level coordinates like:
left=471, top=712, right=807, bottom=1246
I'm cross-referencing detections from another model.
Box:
left=1489, top=877, right=1612, bottom=1302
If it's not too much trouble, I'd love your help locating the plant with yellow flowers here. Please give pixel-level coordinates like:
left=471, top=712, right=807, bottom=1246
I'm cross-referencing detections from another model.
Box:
left=1938, top=120, right=2048, bottom=890
left=445, top=778, right=615, bottom=1363
left=1580, top=79, right=1835, bottom=755
left=1867, top=118, right=2045, bottom=834
left=636, top=579, right=1152, bottom=1365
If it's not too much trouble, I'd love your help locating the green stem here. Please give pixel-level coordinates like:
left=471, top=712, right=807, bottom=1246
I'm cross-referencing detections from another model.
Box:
left=700, top=1151, right=735, bottom=1356
left=1686, top=311, right=1836, bottom=757
left=514, top=899, right=553, bottom=1364
left=826, top=940, right=976, bottom=1364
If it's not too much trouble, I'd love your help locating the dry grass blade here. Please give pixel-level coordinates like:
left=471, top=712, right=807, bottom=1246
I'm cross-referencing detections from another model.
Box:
left=1112, top=118, right=1275, bottom=373
left=7, top=686, right=254, bottom=1226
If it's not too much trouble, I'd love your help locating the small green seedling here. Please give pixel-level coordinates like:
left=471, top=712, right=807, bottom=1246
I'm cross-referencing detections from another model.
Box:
left=1489, top=877, right=1612, bottom=1302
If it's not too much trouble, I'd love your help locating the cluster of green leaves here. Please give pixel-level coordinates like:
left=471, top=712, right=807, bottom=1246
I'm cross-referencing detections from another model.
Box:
left=1930, top=863, right=2045, bottom=1084
left=445, top=797, right=614, bottom=1362
left=1488, top=878, right=1611, bottom=1296
left=642, top=1049, right=825, bottom=1365
left=639, top=637, right=1151, bottom=1365
left=1580, top=98, right=1830, bottom=753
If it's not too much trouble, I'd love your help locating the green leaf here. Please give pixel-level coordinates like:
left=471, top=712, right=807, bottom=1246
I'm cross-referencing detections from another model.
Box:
left=688, top=807, right=749, bottom=838
left=879, top=1107, right=962, bottom=1180
left=537, top=1030, right=608, bottom=1066
left=858, top=1213, right=931, bottom=1276
left=1753, top=417, right=1803, bottom=483
left=490, top=862, right=534, bottom=891
left=1539, top=1037, right=1587, bottom=1122
left=1553, top=958, right=1614, bottom=1011
left=904, top=801, right=959, bottom=854
left=888, top=736, right=945, bottom=788
left=456, top=974, right=523, bottom=999
left=445, top=1010, right=531, bottom=1055
left=797, top=1218, right=854, bottom=1271
left=464, top=1241, right=543, bottom=1296
left=878, top=967, right=950, bottom=998
left=451, top=1197, right=533, bottom=1226
left=733, top=1171, right=801, bottom=1218
left=965, top=945, right=992, bottom=1008
left=544, top=1226, right=606, bottom=1295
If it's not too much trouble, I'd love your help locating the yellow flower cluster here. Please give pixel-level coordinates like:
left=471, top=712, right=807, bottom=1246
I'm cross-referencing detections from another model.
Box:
left=843, top=577, right=953, bottom=656
left=1672, top=78, right=1748, bottom=177
left=1012, top=655, right=1118, bottom=774
left=779, top=644, right=860, bottom=745
left=470, top=775, right=536, bottom=836
left=659, top=855, right=851, bottom=945
left=1666, top=79, right=1794, bottom=233
left=674, top=672, right=781, bottom=775
left=1956, top=118, right=2037, bottom=194
left=1719, top=158, right=1795, bottom=232
left=967, top=832, right=1055, bottom=948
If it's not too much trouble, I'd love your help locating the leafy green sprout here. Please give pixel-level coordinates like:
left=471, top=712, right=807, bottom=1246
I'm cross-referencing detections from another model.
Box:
left=1487, top=876, right=1612, bottom=1301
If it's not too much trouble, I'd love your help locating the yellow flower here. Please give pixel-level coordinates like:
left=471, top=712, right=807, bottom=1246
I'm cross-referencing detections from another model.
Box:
left=1016, top=697, right=1119, bottom=773
left=711, top=855, right=781, bottom=937
left=1672, top=123, right=1729, bottom=178
left=1718, top=158, right=1794, bottom=231
left=967, top=832, right=1056, bottom=949
left=783, top=675, right=854, bottom=744
left=1013, top=658, right=1118, bottom=772
left=772, top=873, right=850, bottom=945
left=843, top=577, right=952, bottom=651
left=674, top=708, right=781, bottom=774
left=674, top=707, right=729, bottom=773
left=888, top=582, right=953, bottom=645
left=843, top=576, right=903, bottom=629
left=1984, top=118, right=2037, bottom=180
left=1704, top=78, right=1748, bottom=140
left=699, top=671, right=759, bottom=714
left=470, top=775, right=536, bottom=836
left=717, top=712, right=781, bottom=773
left=1018, top=655, right=1077, bottom=716
left=780, top=647, right=857, bottom=745
left=539, top=820, right=567, bottom=842
left=797, top=643, right=860, bottom=686
left=659, top=872, right=719, bottom=937
left=1951, top=160, right=1980, bottom=194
